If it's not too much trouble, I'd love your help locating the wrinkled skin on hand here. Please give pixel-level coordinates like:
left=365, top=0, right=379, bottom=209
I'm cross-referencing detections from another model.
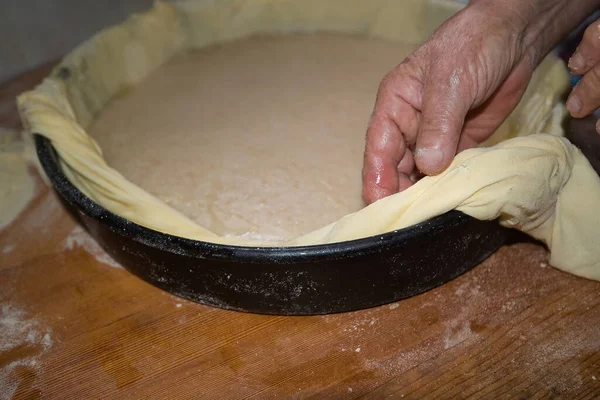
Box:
left=362, top=5, right=536, bottom=204
left=568, top=18, right=600, bottom=132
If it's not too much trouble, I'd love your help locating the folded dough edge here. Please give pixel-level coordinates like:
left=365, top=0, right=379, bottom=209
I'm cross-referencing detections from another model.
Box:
left=16, top=0, right=599, bottom=280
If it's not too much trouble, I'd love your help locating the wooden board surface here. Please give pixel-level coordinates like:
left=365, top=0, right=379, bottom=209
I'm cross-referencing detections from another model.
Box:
left=1, top=65, right=599, bottom=400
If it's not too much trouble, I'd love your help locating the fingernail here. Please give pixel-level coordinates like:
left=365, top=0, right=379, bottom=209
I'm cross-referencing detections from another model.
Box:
left=416, top=147, right=444, bottom=173
left=566, top=95, right=581, bottom=115
left=569, top=52, right=584, bottom=73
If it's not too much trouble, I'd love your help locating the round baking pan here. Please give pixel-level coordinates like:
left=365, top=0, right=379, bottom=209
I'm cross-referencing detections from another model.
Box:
left=36, top=134, right=511, bottom=315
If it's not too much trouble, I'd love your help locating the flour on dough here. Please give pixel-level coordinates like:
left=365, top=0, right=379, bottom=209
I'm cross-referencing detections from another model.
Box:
left=88, top=34, right=414, bottom=241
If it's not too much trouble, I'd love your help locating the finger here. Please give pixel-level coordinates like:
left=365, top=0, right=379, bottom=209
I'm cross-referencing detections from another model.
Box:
left=460, top=60, right=532, bottom=149
left=397, top=149, right=415, bottom=192
left=397, top=173, right=414, bottom=192
left=569, top=19, right=600, bottom=75
left=567, top=63, right=600, bottom=118
left=414, top=67, right=470, bottom=175
left=378, top=69, right=424, bottom=143
left=457, top=134, right=480, bottom=153
left=362, top=71, right=422, bottom=203
left=397, top=143, right=414, bottom=176
left=362, top=114, right=406, bottom=204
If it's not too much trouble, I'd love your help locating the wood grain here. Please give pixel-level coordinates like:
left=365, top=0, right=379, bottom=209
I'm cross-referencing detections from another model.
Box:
left=1, top=65, right=599, bottom=400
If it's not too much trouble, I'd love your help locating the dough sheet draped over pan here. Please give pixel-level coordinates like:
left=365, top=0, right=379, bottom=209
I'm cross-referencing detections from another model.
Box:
left=17, top=1, right=600, bottom=280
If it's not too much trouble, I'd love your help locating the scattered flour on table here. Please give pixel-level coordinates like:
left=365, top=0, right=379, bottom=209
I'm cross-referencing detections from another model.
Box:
left=364, top=343, right=435, bottom=377
left=343, top=317, right=377, bottom=333
left=443, top=317, right=473, bottom=350
left=364, top=247, right=597, bottom=394
left=0, top=304, right=53, bottom=400
left=501, top=300, right=516, bottom=312
left=517, top=319, right=600, bottom=392
left=62, top=225, right=122, bottom=268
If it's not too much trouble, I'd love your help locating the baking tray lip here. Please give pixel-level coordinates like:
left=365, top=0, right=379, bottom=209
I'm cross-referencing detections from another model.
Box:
left=35, top=134, right=477, bottom=263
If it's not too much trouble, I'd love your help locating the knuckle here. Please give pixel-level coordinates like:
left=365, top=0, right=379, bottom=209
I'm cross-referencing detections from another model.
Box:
left=378, top=71, right=394, bottom=93
left=379, top=56, right=419, bottom=93
left=582, top=21, right=600, bottom=48
left=588, top=65, right=600, bottom=85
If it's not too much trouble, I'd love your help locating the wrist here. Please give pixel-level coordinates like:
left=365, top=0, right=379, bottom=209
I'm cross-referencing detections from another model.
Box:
left=467, top=0, right=600, bottom=66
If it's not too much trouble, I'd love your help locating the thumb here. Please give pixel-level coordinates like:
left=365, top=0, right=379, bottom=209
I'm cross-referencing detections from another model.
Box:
left=414, top=69, right=470, bottom=175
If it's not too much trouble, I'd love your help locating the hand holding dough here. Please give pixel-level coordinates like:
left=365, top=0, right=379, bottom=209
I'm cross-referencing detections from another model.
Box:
left=567, top=16, right=600, bottom=130
left=364, top=0, right=600, bottom=202
left=294, top=133, right=600, bottom=281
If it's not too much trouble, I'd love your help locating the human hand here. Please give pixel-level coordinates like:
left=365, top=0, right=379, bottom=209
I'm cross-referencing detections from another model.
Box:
left=361, top=3, right=536, bottom=204
left=567, top=18, right=600, bottom=132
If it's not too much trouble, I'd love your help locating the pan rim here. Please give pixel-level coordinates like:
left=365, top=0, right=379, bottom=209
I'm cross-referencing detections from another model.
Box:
left=35, top=134, right=479, bottom=264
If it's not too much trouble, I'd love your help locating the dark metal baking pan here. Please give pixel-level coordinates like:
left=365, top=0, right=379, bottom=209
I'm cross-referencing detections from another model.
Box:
left=36, top=134, right=512, bottom=315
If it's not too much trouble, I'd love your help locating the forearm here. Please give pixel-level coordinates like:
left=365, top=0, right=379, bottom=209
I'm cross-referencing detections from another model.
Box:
left=469, top=0, right=600, bottom=65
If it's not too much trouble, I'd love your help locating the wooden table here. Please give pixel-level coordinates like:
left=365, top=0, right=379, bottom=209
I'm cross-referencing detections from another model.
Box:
left=1, top=65, right=599, bottom=400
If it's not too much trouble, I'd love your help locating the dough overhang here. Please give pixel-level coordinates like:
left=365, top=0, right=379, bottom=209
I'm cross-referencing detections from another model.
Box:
left=16, top=0, right=600, bottom=280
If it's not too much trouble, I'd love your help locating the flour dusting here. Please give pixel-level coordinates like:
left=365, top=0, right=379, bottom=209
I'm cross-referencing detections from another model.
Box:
left=63, top=225, right=122, bottom=268
left=364, top=344, right=434, bottom=377
left=343, top=317, right=377, bottom=333
left=0, top=304, right=53, bottom=400
left=443, top=318, right=473, bottom=350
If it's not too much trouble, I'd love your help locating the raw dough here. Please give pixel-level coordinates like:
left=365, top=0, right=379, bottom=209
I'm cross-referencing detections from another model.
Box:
left=16, top=1, right=600, bottom=280
left=0, top=130, right=36, bottom=231
left=88, top=34, right=414, bottom=241
left=293, top=132, right=600, bottom=281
